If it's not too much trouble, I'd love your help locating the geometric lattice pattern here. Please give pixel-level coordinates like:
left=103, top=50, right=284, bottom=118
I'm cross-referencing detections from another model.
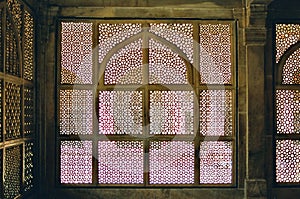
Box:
left=149, top=39, right=188, bottom=84
left=276, top=24, right=300, bottom=63
left=105, top=39, right=142, bottom=84
left=276, top=140, right=300, bottom=183
left=23, top=10, right=34, bottom=81
left=282, top=48, right=300, bottom=84
left=98, top=91, right=142, bottom=134
left=60, top=141, right=93, bottom=184
left=0, top=80, right=2, bottom=142
left=276, top=90, right=300, bottom=134
left=98, top=141, right=144, bottom=184
left=149, top=141, right=194, bottom=184
left=5, top=82, right=21, bottom=140
left=59, top=90, right=93, bottom=135
left=0, top=149, right=2, bottom=197
left=199, top=90, right=233, bottom=136
left=150, top=91, right=194, bottom=135
left=199, top=141, right=232, bottom=184
left=6, top=15, right=20, bottom=76
left=0, top=8, right=2, bottom=72
left=99, top=23, right=142, bottom=63
left=199, top=24, right=232, bottom=84
left=61, top=22, right=93, bottom=84
left=7, top=0, right=22, bottom=42
left=4, top=145, right=22, bottom=199
left=24, top=142, right=34, bottom=192
left=24, top=87, right=34, bottom=135
left=150, top=23, right=193, bottom=63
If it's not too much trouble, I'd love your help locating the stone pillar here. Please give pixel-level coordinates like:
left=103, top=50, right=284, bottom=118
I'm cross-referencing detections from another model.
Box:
left=244, top=0, right=271, bottom=198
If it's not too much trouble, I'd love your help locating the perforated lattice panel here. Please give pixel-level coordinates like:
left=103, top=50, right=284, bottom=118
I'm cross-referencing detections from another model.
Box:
left=7, top=0, right=22, bottom=42
left=99, top=91, right=142, bottom=134
left=276, top=24, right=300, bottom=63
left=199, top=90, right=233, bottom=136
left=61, top=22, right=93, bottom=84
left=149, top=23, right=193, bottom=63
left=6, top=14, right=20, bottom=76
left=149, top=39, right=188, bottom=84
left=23, top=10, right=34, bottom=81
left=60, top=90, right=93, bottom=135
left=0, top=80, right=2, bottom=142
left=149, top=141, right=194, bottom=184
left=104, top=39, right=143, bottom=84
left=60, top=141, right=93, bottom=184
left=98, top=141, right=144, bottom=184
left=99, top=23, right=142, bottom=63
left=199, top=141, right=232, bottom=184
left=282, top=48, right=300, bottom=84
left=276, top=140, right=300, bottom=183
left=5, top=82, right=21, bottom=140
left=150, top=91, right=193, bottom=135
left=276, top=90, right=300, bottom=134
left=24, top=87, right=34, bottom=135
left=0, top=149, right=3, bottom=198
left=199, top=24, right=231, bottom=84
left=0, top=8, right=2, bottom=72
left=24, top=142, right=34, bottom=192
left=4, top=145, right=21, bottom=199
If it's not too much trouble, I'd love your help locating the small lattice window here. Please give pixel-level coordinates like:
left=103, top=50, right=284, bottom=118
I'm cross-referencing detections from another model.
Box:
left=275, top=23, right=300, bottom=184
left=58, top=20, right=236, bottom=187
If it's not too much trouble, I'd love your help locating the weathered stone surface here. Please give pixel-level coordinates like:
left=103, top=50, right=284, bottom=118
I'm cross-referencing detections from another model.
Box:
left=245, top=179, right=267, bottom=198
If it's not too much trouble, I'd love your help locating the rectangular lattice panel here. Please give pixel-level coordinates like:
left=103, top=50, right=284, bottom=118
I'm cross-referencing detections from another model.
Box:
left=98, top=91, right=143, bottom=134
left=60, top=141, right=93, bottom=184
left=61, top=22, right=93, bottom=84
left=23, top=10, right=34, bottom=81
left=98, top=141, right=144, bottom=184
left=199, top=24, right=232, bottom=84
left=149, top=141, right=194, bottom=184
left=149, top=39, right=188, bottom=84
left=0, top=149, right=3, bottom=199
left=281, top=48, right=300, bottom=84
left=199, top=90, right=233, bottom=136
left=104, top=39, right=143, bottom=84
left=0, top=8, right=2, bottom=72
left=149, top=23, right=193, bottom=63
left=276, top=140, right=300, bottom=183
left=199, top=141, right=232, bottom=184
left=59, top=90, right=93, bottom=135
left=98, top=23, right=142, bottom=64
left=4, top=145, right=22, bottom=199
left=5, top=82, right=21, bottom=140
left=150, top=91, right=194, bottom=134
left=276, top=24, right=300, bottom=63
left=7, top=0, right=22, bottom=42
left=24, top=141, right=34, bottom=192
left=24, top=87, right=34, bottom=136
left=276, top=90, right=300, bottom=134
left=6, top=12, right=20, bottom=76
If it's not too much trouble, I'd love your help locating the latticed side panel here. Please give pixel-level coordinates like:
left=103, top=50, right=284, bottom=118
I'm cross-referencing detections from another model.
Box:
left=99, top=23, right=142, bottom=63
left=24, top=87, right=34, bottom=136
left=199, top=141, right=232, bottom=184
left=0, top=80, right=2, bottom=142
left=199, top=24, right=232, bottom=84
left=59, top=90, right=93, bottom=135
left=0, top=149, right=3, bottom=199
left=24, top=141, right=34, bottom=192
left=6, top=13, right=20, bottom=76
left=149, top=23, right=193, bottom=63
left=149, top=39, right=188, bottom=84
left=105, top=39, right=142, bottom=84
left=0, top=8, right=3, bottom=72
left=99, top=91, right=142, bottom=134
left=276, top=90, right=300, bottom=134
left=61, top=22, right=93, bottom=84
left=23, top=10, right=34, bottom=81
left=5, top=82, right=21, bottom=140
left=199, top=90, right=233, bottom=136
left=7, top=0, right=23, bottom=42
left=282, top=48, right=300, bottom=84
left=4, top=145, right=22, bottom=199
left=150, top=91, right=193, bottom=135
left=276, top=24, right=300, bottom=63
left=98, top=141, right=144, bottom=184
left=276, top=140, right=300, bottom=183
left=60, top=141, right=93, bottom=184
left=149, top=141, right=194, bottom=184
